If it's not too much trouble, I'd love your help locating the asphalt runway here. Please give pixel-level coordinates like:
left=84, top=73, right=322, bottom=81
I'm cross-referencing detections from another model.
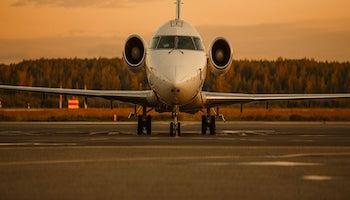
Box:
left=0, top=121, right=350, bottom=199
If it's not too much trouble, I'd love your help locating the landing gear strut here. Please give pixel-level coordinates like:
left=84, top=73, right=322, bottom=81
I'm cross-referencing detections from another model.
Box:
left=201, top=108, right=216, bottom=135
left=137, top=106, right=152, bottom=135
left=170, top=105, right=181, bottom=137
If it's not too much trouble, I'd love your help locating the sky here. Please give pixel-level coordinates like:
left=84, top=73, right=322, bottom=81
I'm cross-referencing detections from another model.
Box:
left=0, top=0, right=350, bottom=64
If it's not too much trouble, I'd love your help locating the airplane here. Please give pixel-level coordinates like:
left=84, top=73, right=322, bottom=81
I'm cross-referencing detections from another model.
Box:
left=1, top=0, right=350, bottom=137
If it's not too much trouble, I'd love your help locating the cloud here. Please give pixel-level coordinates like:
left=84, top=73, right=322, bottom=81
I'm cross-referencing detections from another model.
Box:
left=1, top=20, right=349, bottom=64
left=197, top=20, right=350, bottom=62
left=11, top=0, right=159, bottom=8
left=0, top=36, right=123, bottom=64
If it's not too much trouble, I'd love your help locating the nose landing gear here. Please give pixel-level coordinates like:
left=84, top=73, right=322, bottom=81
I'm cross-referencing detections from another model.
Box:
left=170, top=105, right=181, bottom=137
left=170, top=122, right=181, bottom=137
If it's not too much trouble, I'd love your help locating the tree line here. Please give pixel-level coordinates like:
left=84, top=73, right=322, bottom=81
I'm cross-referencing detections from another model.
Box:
left=0, top=57, right=349, bottom=108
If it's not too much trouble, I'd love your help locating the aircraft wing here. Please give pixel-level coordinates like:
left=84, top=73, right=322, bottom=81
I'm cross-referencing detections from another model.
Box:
left=202, top=91, right=350, bottom=106
left=0, top=85, right=156, bottom=105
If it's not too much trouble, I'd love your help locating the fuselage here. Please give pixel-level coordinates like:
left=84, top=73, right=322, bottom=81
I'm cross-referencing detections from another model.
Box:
left=145, top=20, right=207, bottom=109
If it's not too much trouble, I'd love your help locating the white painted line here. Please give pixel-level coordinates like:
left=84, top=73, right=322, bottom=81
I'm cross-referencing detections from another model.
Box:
left=89, top=132, right=108, bottom=135
left=1, top=145, right=350, bottom=151
left=290, top=139, right=314, bottom=142
left=0, top=155, right=238, bottom=166
left=238, top=161, right=322, bottom=167
left=267, top=152, right=350, bottom=158
left=107, top=132, right=122, bottom=135
left=222, top=130, right=276, bottom=136
left=238, top=138, right=265, bottom=142
left=299, top=135, right=328, bottom=137
left=200, top=162, right=230, bottom=166
left=0, top=143, right=33, bottom=146
left=0, top=143, right=77, bottom=146
left=303, top=175, right=332, bottom=181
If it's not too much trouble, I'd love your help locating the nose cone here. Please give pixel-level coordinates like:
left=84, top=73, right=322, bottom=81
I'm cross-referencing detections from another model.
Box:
left=164, top=66, right=202, bottom=105
left=147, top=50, right=207, bottom=105
left=150, top=63, right=201, bottom=105
left=168, top=78, right=192, bottom=105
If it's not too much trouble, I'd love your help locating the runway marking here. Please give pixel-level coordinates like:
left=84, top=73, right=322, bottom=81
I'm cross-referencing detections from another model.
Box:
left=108, top=132, right=123, bottom=135
left=1, top=145, right=350, bottom=150
left=267, top=152, right=350, bottom=158
left=83, top=138, right=110, bottom=141
left=200, top=162, right=230, bottom=166
left=303, top=175, right=333, bottom=181
left=239, top=138, right=266, bottom=142
left=0, top=131, right=33, bottom=135
left=0, top=143, right=77, bottom=146
left=0, top=143, right=34, bottom=146
left=89, top=132, right=102, bottom=135
left=299, top=135, right=328, bottom=137
left=0, top=155, right=238, bottom=166
left=238, top=161, right=322, bottom=167
left=222, top=130, right=276, bottom=136
left=290, top=139, right=314, bottom=142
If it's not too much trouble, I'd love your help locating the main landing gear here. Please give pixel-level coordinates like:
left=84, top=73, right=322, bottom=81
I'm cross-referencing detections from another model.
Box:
left=169, top=105, right=181, bottom=137
left=201, top=108, right=216, bottom=135
left=137, top=106, right=152, bottom=135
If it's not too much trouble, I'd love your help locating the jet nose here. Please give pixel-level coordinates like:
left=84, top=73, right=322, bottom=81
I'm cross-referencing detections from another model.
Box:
left=169, top=80, right=182, bottom=104
left=168, top=75, right=197, bottom=105
left=171, top=78, right=183, bottom=91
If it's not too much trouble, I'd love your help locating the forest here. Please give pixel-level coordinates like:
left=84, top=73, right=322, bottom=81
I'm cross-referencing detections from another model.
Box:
left=0, top=57, right=349, bottom=108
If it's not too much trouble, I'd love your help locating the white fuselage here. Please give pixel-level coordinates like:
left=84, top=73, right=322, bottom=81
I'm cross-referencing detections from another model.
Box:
left=145, top=20, right=207, bottom=109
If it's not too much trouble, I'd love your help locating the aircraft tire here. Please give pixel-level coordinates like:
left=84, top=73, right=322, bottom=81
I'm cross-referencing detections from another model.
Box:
left=137, top=115, right=143, bottom=135
left=201, top=115, right=207, bottom=135
left=177, top=122, right=181, bottom=136
left=209, top=116, right=216, bottom=135
left=146, top=115, right=152, bottom=135
left=170, top=122, right=174, bottom=137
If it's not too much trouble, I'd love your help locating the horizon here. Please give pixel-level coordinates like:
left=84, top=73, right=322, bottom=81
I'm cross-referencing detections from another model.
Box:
left=2, top=56, right=350, bottom=66
left=1, top=0, right=350, bottom=64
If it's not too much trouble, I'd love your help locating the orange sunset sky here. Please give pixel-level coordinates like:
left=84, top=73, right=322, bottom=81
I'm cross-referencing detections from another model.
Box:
left=0, top=0, right=349, bottom=64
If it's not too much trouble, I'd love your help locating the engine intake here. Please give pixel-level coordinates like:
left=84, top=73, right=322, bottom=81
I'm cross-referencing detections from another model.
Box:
left=123, top=35, right=146, bottom=70
left=209, top=37, right=233, bottom=74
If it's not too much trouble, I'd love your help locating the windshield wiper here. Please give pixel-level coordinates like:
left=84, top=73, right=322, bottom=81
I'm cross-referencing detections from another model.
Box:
left=168, top=48, right=176, bottom=54
left=168, top=48, right=184, bottom=54
left=168, top=36, right=183, bottom=54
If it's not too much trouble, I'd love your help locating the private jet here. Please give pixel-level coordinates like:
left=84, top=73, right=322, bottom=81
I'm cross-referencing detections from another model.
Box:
left=1, top=0, right=350, bottom=136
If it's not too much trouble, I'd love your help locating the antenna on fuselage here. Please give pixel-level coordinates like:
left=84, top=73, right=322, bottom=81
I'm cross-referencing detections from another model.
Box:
left=175, top=0, right=182, bottom=20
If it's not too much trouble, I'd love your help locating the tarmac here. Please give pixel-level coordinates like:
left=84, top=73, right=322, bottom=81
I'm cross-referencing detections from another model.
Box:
left=0, top=121, right=349, bottom=199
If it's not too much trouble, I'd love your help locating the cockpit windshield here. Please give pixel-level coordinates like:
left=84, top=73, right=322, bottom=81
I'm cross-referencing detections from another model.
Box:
left=193, top=37, right=204, bottom=51
left=150, top=36, right=160, bottom=49
left=157, top=36, right=175, bottom=49
left=152, top=36, right=204, bottom=51
left=178, top=36, right=196, bottom=50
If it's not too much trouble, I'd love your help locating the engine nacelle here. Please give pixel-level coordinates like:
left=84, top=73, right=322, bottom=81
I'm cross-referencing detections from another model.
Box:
left=123, top=34, right=147, bottom=71
left=208, top=37, right=233, bottom=75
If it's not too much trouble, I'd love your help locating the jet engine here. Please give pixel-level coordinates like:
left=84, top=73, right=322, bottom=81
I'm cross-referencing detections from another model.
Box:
left=208, top=37, right=233, bottom=75
left=123, top=35, right=147, bottom=71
